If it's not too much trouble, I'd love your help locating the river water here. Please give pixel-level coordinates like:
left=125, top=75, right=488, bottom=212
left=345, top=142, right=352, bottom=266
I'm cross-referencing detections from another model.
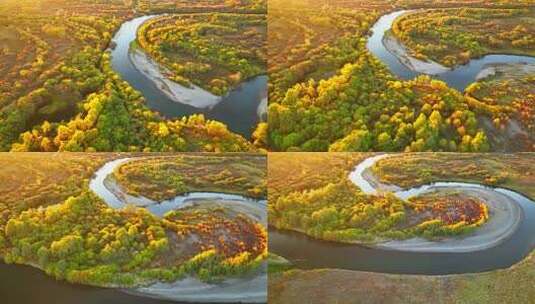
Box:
left=367, top=10, right=535, bottom=91
left=0, top=262, right=182, bottom=304
left=110, top=15, right=267, bottom=139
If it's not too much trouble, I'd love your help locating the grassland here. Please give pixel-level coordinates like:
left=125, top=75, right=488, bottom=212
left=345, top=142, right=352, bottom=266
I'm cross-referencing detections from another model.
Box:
left=0, top=153, right=267, bottom=288
left=137, top=13, right=266, bottom=96
left=114, top=154, right=267, bottom=200
left=269, top=249, right=535, bottom=304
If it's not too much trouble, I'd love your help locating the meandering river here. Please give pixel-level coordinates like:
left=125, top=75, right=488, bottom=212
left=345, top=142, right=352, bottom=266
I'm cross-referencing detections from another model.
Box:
left=269, top=154, right=535, bottom=275
left=0, top=157, right=267, bottom=303
left=367, top=10, right=535, bottom=91
left=110, top=15, right=267, bottom=139
left=89, top=157, right=267, bottom=303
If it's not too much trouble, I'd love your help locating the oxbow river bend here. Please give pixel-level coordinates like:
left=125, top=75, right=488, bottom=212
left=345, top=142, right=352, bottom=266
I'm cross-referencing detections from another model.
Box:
left=367, top=10, right=535, bottom=91
left=110, top=15, right=267, bottom=139
left=269, top=154, right=535, bottom=275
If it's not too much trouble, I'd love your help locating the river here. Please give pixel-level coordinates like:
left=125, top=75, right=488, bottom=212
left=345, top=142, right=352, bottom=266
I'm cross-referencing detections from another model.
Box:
left=367, top=10, right=535, bottom=91
left=0, top=262, right=180, bottom=304
left=269, top=154, right=535, bottom=275
left=110, top=15, right=267, bottom=139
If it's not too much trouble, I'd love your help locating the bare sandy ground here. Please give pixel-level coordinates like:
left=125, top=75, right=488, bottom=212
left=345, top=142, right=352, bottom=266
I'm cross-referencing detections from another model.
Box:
left=129, top=49, right=222, bottom=109
left=383, top=31, right=450, bottom=75
left=130, top=265, right=267, bottom=303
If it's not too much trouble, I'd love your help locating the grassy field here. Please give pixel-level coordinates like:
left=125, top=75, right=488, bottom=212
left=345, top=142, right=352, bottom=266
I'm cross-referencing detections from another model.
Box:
left=268, top=152, right=366, bottom=201
left=0, top=153, right=267, bottom=287
left=114, top=154, right=267, bottom=200
left=269, top=249, right=535, bottom=304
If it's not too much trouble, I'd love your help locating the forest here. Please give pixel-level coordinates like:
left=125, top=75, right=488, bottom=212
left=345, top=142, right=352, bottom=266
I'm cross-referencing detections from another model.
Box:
left=268, top=153, right=490, bottom=243
left=137, top=13, right=266, bottom=96
left=0, top=153, right=267, bottom=287
left=0, top=0, right=267, bottom=152
left=267, top=0, right=535, bottom=152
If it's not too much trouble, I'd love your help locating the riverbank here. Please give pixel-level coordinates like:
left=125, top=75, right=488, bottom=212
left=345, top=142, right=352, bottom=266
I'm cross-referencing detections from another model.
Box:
left=257, top=96, right=267, bottom=120
left=269, top=247, right=535, bottom=304
left=130, top=265, right=268, bottom=303
left=476, top=62, right=535, bottom=81
left=129, top=48, right=223, bottom=109
left=382, top=30, right=450, bottom=75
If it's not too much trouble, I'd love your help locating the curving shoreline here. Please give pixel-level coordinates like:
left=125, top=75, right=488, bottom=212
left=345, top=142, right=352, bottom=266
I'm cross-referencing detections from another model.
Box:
left=349, top=154, right=523, bottom=253
left=90, top=157, right=268, bottom=303
left=269, top=154, right=535, bottom=274
left=368, top=10, right=535, bottom=91
left=382, top=30, right=450, bottom=75
left=129, top=47, right=223, bottom=109
left=109, top=14, right=267, bottom=138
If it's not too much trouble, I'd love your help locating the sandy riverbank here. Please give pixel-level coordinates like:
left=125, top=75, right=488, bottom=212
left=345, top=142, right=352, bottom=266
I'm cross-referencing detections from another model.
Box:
left=382, top=31, right=450, bottom=75
left=257, top=96, right=267, bottom=120
left=129, top=49, right=222, bottom=109
left=130, top=265, right=267, bottom=303
left=476, top=62, right=535, bottom=81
